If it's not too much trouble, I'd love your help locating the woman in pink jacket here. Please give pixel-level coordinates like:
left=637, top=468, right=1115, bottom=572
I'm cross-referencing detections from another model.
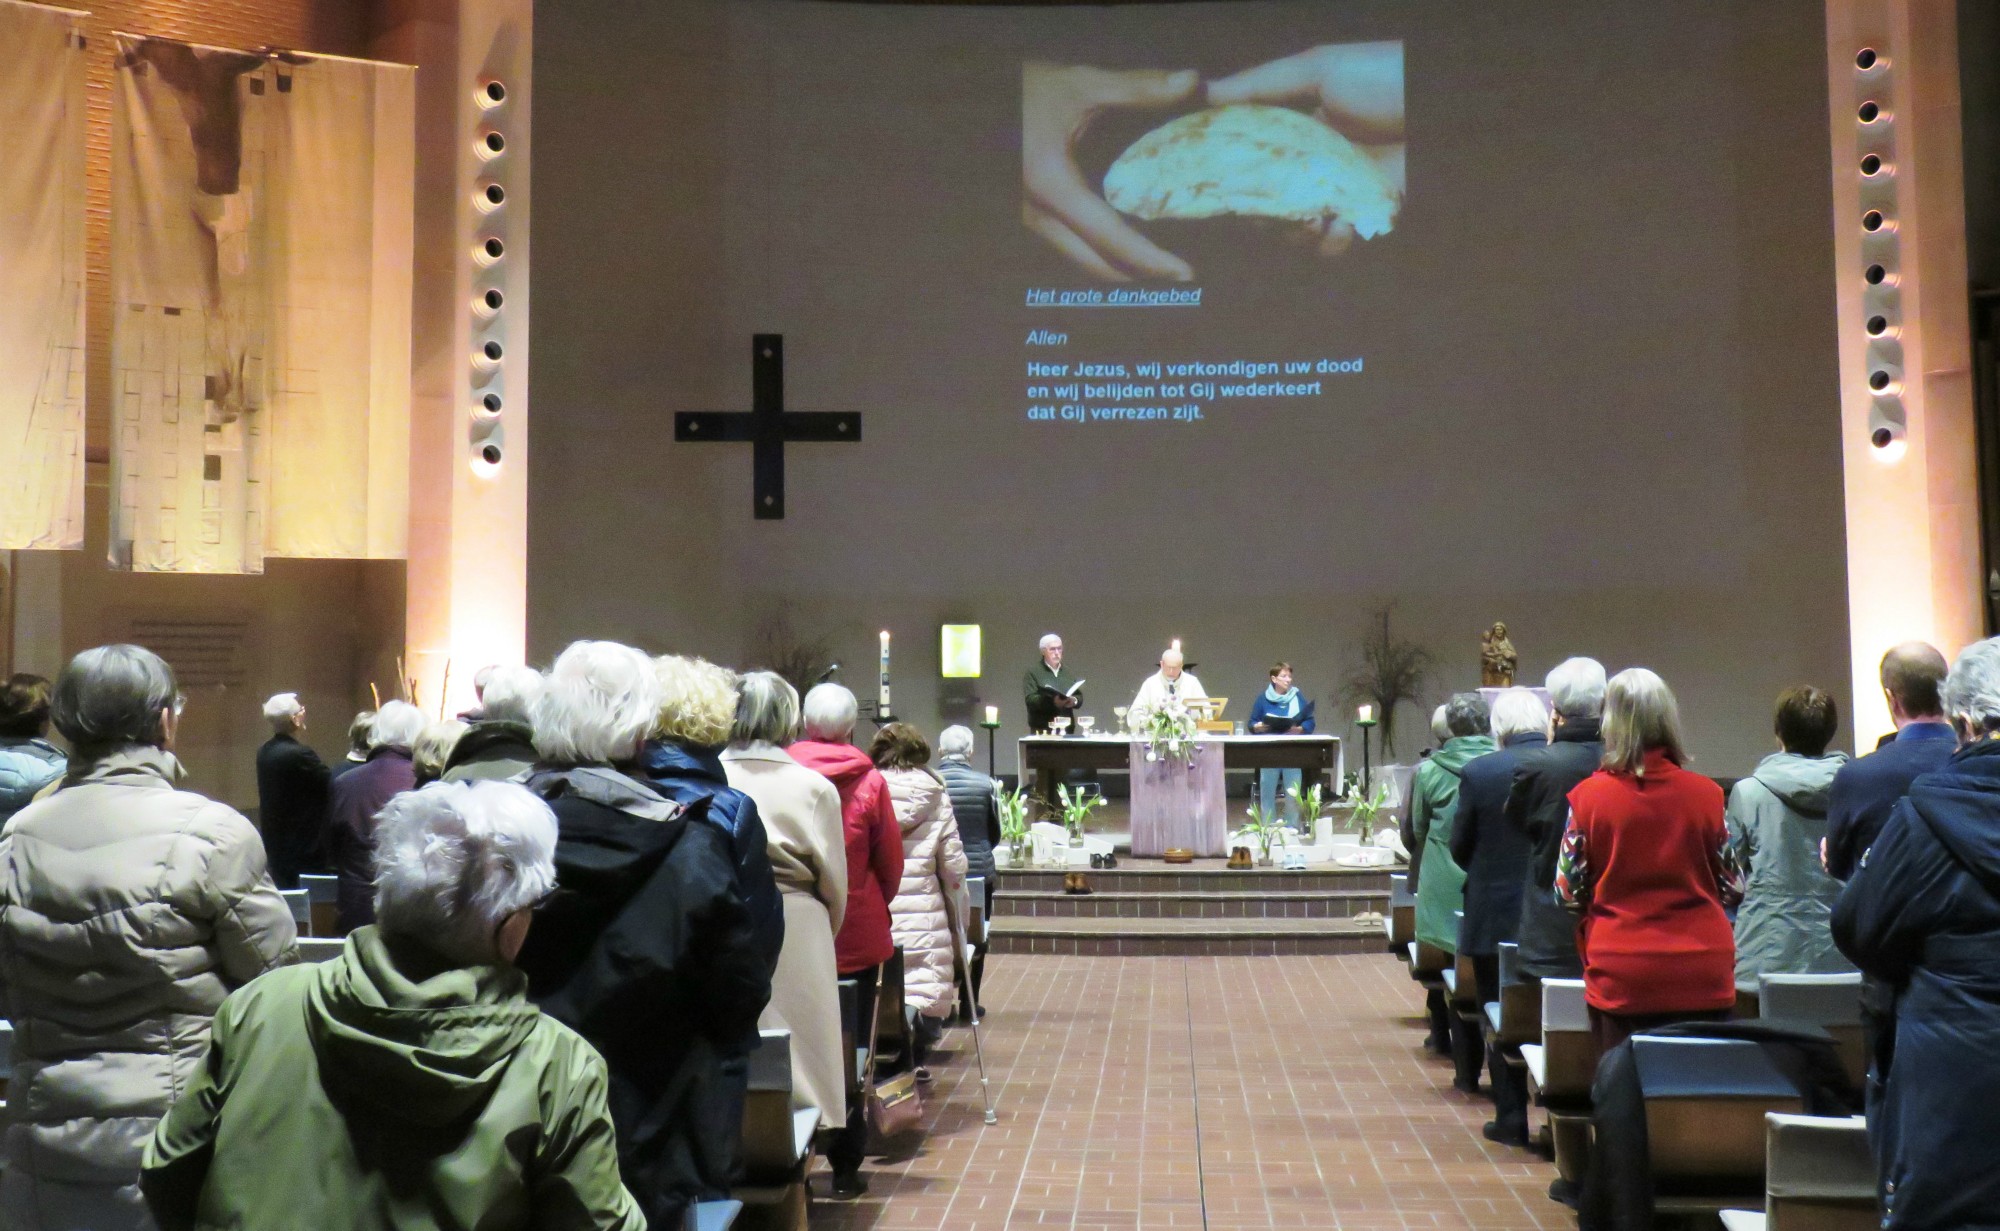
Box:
left=870, top=723, right=969, bottom=1080
left=785, top=683, right=903, bottom=1199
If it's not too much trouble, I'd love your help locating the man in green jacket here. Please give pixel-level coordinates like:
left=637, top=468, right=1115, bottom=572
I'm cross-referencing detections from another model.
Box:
left=1410, top=692, right=1495, bottom=1076
left=1024, top=633, right=1085, bottom=733
left=141, top=781, right=643, bottom=1231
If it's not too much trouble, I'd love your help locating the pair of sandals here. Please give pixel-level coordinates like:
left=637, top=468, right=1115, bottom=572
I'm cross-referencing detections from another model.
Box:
left=1088, top=852, right=1119, bottom=869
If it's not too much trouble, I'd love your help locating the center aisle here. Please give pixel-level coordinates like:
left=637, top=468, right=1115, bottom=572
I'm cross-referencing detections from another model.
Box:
left=810, top=954, right=1568, bottom=1230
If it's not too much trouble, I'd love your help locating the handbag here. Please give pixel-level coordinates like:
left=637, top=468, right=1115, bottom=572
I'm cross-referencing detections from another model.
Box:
left=865, top=1069, right=924, bottom=1151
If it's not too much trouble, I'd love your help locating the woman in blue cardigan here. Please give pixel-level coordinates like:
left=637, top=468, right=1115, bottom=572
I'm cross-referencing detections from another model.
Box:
left=1247, top=663, right=1316, bottom=827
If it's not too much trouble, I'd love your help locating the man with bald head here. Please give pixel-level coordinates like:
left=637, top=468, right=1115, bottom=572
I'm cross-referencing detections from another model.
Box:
left=1128, top=648, right=1208, bottom=730
left=1825, top=641, right=1955, bottom=880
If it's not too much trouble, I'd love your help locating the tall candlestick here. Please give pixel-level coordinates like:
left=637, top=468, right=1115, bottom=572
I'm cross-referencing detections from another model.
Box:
left=879, top=631, right=892, bottom=715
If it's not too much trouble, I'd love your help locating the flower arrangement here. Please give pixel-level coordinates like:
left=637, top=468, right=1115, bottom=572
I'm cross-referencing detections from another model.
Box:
left=997, top=784, right=1032, bottom=852
left=1140, top=697, right=1203, bottom=766
left=1287, top=782, right=1327, bottom=837
left=1055, top=782, right=1107, bottom=842
left=1239, top=800, right=1291, bottom=864
left=1349, top=782, right=1389, bottom=843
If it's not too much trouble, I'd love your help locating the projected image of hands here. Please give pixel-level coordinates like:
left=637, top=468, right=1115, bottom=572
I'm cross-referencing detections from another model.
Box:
left=1022, top=42, right=1405, bottom=282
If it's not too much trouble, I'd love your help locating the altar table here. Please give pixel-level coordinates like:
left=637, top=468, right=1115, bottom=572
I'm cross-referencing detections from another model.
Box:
left=1017, top=734, right=1342, bottom=829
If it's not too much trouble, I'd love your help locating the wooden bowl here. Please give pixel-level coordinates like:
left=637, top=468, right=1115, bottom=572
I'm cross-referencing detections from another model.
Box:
left=1162, top=847, right=1194, bottom=864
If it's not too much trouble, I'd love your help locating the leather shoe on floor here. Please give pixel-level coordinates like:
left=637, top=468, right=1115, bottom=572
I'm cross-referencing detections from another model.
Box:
left=1482, top=1119, right=1528, bottom=1147
left=829, top=1170, right=869, bottom=1200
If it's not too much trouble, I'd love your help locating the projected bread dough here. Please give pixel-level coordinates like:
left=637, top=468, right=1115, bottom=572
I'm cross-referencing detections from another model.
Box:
left=1102, top=104, right=1400, bottom=241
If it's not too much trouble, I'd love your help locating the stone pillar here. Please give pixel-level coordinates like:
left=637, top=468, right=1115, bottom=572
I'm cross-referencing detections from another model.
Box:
left=371, top=0, right=531, bottom=717
left=1826, top=0, right=1981, bottom=741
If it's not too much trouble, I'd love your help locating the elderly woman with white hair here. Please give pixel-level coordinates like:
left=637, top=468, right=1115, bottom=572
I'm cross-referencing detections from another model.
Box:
left=1447, top=687, right=1549, bottom=1098
left=719, top=672, right=849, bottom=1142
left=512, top=641, right=770, bottom=1229
left=1835, top=637, right=2000, bottom=1229
left=327, top=697, right=427, bottom=934
left=936, top=724, right=1000, bottom=1016
left=0, top=645, right=297, bottom=1231
left=445, top=664, right=544, bottom=783
left=785, top=682, right=903, bottom=1197
left=254, top=690, right=331, bottom=887
left=141, top=780, right=643, bottom=1230
left=1557, top=668, right=1742, bottom=1056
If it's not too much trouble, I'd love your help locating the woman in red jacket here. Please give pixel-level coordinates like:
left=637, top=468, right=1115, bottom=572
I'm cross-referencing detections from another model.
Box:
left=1556, top=668, right=1744, bottom=1055
left=785, top=682, right=904, bottom=1199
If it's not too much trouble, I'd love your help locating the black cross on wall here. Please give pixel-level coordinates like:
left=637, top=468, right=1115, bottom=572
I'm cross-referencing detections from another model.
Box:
left=673, top=334, right=861, bottom=520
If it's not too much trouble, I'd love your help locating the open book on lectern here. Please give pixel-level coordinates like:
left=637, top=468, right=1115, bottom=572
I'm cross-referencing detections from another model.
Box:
left=1037, top=678, right=1085, bottom=699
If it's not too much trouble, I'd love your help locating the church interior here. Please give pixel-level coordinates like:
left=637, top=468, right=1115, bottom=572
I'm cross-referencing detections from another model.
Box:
left=1, top=0, right=1998, bottom=1228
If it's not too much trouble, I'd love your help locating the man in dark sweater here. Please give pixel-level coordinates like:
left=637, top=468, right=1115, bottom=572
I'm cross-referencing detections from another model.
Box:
left=1826, top=642, right=1955, bottom=880
left=254, top=692, right=330, bottom=888
left=1488, top=656, right=1606, bottom=1146
left=1825, top=641, right=1956, bottom=1109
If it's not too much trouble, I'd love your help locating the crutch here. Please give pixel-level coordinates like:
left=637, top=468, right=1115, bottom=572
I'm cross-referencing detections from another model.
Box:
left=945, top=888, right=999, bottom=1124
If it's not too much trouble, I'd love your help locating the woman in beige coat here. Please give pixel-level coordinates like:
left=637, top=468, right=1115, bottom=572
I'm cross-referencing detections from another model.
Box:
left=0, top=645, right=297, bottom=1231
left=720, top=671, right=850, bottom=1130
left=870, top=724, right=968, bottom=1061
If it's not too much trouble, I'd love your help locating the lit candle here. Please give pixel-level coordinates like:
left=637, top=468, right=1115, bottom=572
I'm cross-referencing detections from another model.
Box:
left=1358, top=704, right=1374, bottom=723
left=879, top=631, right=892, bottom=715
left=1170, top=638, right=1181, bottom=653
left=984, top=705, right=999, bottom=725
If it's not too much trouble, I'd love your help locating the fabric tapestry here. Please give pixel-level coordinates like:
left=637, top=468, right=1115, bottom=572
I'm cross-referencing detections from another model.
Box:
left=110, top=34, right=414, bottom=573
left=0, top=0, right=87, bottom=550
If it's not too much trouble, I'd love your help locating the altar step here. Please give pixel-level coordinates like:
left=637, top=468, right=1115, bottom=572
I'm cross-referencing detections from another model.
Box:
left=998, top=867, right=1393, bottom=894
left=1000, top=889, right=1384, bottom=921
left=987, top=915, right=1383, bottom=957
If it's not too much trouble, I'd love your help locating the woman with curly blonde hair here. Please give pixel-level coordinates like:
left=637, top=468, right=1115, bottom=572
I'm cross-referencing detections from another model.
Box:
left=641, top=656, right=784, bottom=969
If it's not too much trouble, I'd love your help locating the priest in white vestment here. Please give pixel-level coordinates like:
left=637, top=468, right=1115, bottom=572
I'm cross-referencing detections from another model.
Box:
left=1128, top=647, right=1207, bottom=730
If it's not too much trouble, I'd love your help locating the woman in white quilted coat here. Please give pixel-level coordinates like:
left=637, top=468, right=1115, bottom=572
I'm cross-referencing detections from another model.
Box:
left=869, top=724, right=967, bottom=1056
left=0, top=646, right=298, bottom=1231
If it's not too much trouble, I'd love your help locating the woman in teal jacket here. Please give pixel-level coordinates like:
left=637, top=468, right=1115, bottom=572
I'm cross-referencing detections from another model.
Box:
left=1409, top=693, right=1494, bottom=1060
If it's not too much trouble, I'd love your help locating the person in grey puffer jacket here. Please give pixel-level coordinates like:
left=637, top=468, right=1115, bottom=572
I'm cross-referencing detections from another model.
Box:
left=1728, top=686, right=1853, bottom=981
left=0, top=645, right=297, bottom=1231
left=0, top=674, right=64, bottom=823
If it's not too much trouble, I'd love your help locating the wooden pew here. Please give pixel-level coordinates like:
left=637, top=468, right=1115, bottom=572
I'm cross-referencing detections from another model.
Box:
left=734, top=1028, right=819, bottom=1231
left=1481, top=942, right=1537, bottom=1140
left=874, top=946, right=913, bottom=1073
left=1757, top=973, right=1866, bottom=1091
left=1442, top=913, right=1483, bottom=1088
left=297, top=937, right=345, bottom=964
left=1520, top=978, right=1591, bottom=1183
left=1634, top=1036, right=1803, bottom=1216
left=1721, top=1112, right=1876, bottom=1231
left=299, top=874, right=340, bottom=939
left=280, top=888, right=311, bottom=935
left=1386, top=873, right=1415, bottom=952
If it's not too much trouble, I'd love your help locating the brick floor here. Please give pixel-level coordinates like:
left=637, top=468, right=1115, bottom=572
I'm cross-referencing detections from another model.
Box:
left=809, top=954, right=1570, bottom=1230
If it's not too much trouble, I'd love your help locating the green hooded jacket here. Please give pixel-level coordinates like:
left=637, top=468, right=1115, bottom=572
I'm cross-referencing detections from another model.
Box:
left=141, top=927, right=644, bottom=1231
left=1412, top=734, right=1497, bottom=952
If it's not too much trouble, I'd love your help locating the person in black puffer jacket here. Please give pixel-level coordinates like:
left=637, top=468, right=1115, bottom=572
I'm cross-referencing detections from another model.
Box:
left=936, top=725, right=999, bottom=1017
left=515, top=642, right=770, bottom=1231
left=1835, top=636, right=2000, bottom=1231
